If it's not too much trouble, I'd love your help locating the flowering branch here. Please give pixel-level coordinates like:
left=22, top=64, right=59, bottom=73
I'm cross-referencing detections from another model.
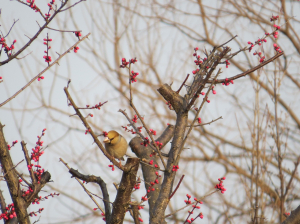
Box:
left=0, top=0, right=69, bottom=66
left=208, top=52, right=284, bottom=84
left=0, top=33, right=90, bottom=108
left=63, top=85, right=126, bottom=171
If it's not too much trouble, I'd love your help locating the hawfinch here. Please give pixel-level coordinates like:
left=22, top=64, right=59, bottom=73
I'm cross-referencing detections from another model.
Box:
left=103, top=130, right=128, bottom=161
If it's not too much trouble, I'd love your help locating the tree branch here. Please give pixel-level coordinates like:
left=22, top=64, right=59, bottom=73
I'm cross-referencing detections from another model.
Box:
left=109, top=158, right=140, bottom=224
left=0, top=123, right=30, bottom=224
left=0, top=33, right=90, bottom=108
left=63, top=86, right=125, bottom=171
left=208, top=52, right=284, bottom=84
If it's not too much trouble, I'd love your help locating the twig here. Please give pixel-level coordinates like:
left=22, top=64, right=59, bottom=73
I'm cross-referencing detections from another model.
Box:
left=139, top=160, right=165, bottom=172
left=4, top=19, right=19, bottom=38
left=169, top=175, right=185, bottom=199
left=2, top=159, right=24, bottom=178
left=15, top=170, right=31, bottom=187
left=0, top=33, right=90, bottom=108
left=46, top=26, right=82, bottom=33
left=165, top=203, right=192, bottom=219
left=215, top=35, right=238, bottom=49
left=59, top=0, right=87, bottom=12
left=188, top=116, right=223, bottom=127
left=32, top=216, right=41, bottom=224
left=15, top=0, right=44, bottom=19
left=119, top=109, right=145, bottom=139
left=21, top=141, right=36, bottom=184
left=165, top=190, right=219, bottom=218
left=284, top=156, right=300, bottom=197
left=67, top=79, right=71, bottom=88
left=16, top=51, right=33, bottom=60
left=226, top=28, right=281, bottom=60
left=176, top=74, right=190, bottom=94
left=77, top=101, right=107, bottom=109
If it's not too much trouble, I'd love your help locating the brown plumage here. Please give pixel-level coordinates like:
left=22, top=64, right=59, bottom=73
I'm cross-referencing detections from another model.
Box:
left=103, top=130, right=128, bottom=161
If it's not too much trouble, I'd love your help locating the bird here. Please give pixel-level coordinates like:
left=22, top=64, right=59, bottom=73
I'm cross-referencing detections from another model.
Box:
left=103, top=130, right=128, bottom=163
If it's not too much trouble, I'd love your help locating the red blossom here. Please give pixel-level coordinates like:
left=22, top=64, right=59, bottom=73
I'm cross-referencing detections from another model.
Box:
left=132, top=115, right=138, bottom=123
left=74, top=46, right=80, bottom=53
left=43, top=34, right=52, bottom=68
left=140, top=137, right=150, bottom=146
left=150, top=129, right=157, bottom=135
left=108, top=164, right=115, bottom=171
left=155, top=141, right=163, bottom=148
left=172, top=165, right=179, bottom=172
left=215, top=177, right=226, bottom=194
left=130, top=70, right=139, bottom=83
left=75, top=31, right=82, bottom=37
left=197, top=118, right=201, bottom=124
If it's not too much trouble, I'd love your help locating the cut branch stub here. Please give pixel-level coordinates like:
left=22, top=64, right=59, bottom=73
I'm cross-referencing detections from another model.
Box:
left=155, top=124, right=175, bottom=149
left=157, top=84, right=185, bottom=114
left=129, top=125, right=174, bottom=217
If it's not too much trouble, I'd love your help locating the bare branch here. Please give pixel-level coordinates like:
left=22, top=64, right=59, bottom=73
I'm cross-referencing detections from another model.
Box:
left=59, top=158, right=106, bottom=215
left=169, top=175, right=185, bottom=199
left=188, top=116, right=223, bottom=127
left=4, top=19, right=19, bottom=38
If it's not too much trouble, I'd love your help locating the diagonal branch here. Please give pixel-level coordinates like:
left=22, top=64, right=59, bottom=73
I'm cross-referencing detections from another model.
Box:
left=0, top=33, right=90, bottom=108
left=63, top=86, right=125, bottom=171
left=0, top=123, right=30, bottom=224
left=0, top=0, right=69, bottom=66
left=21, top=142, right=36, bottom=184
left=208, top=52, right=284, bottom=84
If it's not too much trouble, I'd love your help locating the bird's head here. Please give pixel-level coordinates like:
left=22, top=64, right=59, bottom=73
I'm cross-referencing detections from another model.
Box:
left=103, top=130, right=119, bottom=144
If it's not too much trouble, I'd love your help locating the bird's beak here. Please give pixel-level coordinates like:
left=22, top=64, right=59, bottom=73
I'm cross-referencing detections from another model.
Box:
left=103, top=137, right=110, bottom=143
